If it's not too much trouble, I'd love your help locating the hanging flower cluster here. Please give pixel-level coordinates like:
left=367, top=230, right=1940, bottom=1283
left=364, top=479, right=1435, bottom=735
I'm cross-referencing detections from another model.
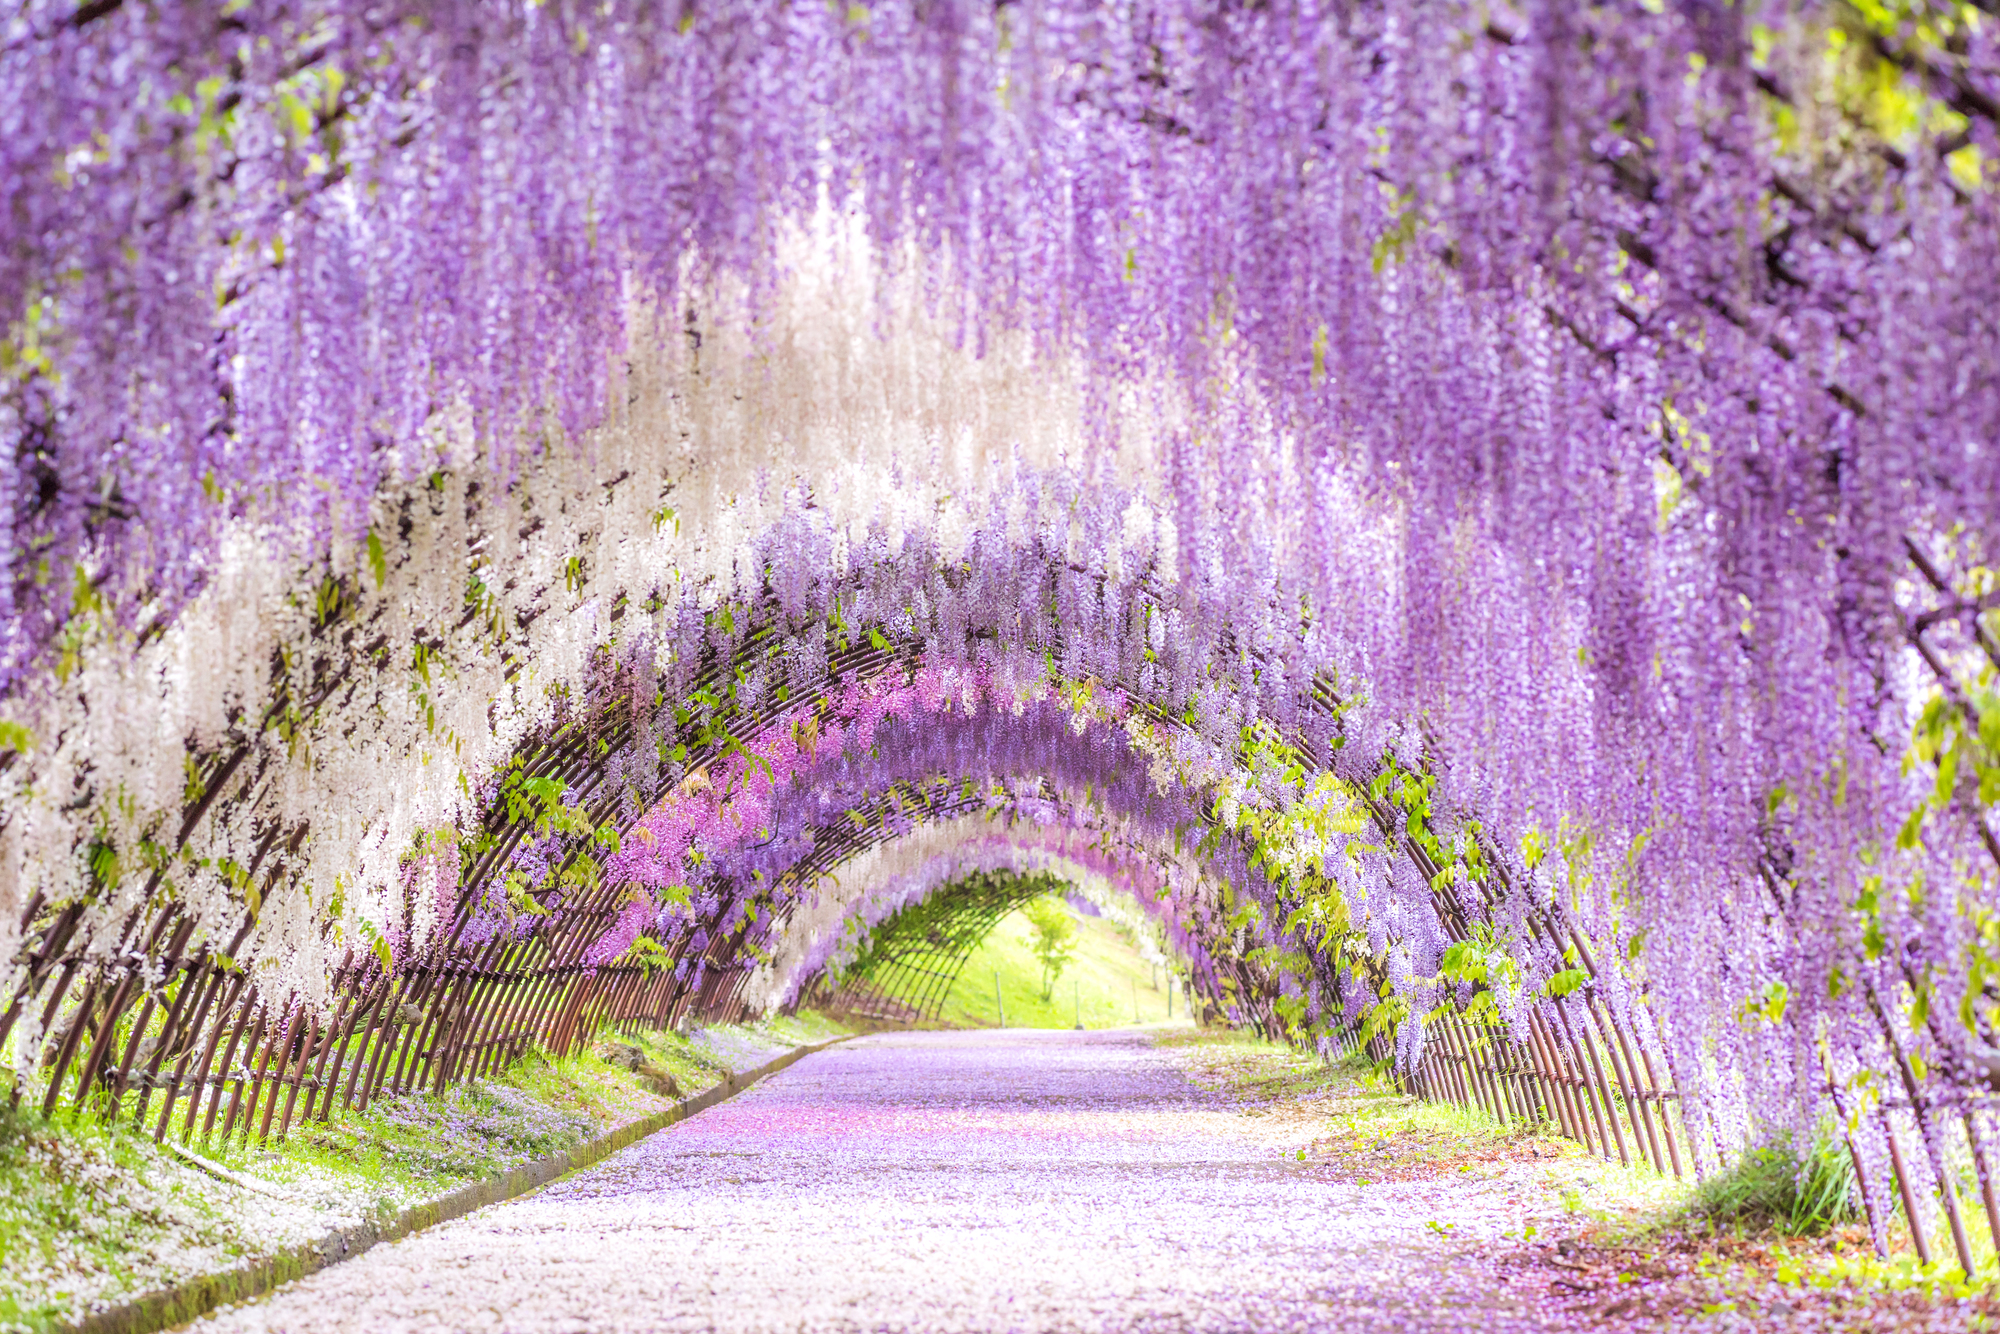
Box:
left=4, top=0, right=2000, bottom=1241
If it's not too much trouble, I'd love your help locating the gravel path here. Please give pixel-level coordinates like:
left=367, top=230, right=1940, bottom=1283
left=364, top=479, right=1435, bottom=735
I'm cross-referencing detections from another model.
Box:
left=192, top=1029, right=1544, bottom=1333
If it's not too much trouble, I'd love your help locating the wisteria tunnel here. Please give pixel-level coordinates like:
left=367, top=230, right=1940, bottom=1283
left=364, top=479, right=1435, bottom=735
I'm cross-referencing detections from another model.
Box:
left=4, top=0, right=2000, bottom=1326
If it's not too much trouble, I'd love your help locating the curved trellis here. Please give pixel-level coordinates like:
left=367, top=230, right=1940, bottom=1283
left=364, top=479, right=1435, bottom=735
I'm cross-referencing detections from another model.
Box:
left=2, top=601, right=1992, bottom=1263
left=5, top=0, right=2000, bottom=1279
left=2, top=588, right=1696, bottom=1185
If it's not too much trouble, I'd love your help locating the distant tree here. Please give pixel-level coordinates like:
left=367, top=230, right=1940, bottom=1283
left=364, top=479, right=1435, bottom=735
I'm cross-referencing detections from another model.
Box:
left=1023, top=896, right=1077, bottom=1001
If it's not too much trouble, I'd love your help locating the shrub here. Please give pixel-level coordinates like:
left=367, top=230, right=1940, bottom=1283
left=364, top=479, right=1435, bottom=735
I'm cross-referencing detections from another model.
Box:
left=1691, top=1132, right=1859, bottom=1235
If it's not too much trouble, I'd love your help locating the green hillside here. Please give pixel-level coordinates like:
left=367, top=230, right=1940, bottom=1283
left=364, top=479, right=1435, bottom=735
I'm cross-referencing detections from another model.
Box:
left=933, top=899, right=1194, bottom=1030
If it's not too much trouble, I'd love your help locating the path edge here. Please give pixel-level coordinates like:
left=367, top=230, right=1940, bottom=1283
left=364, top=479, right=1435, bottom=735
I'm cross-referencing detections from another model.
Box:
left=61, top=1035, right=849, bottom=1334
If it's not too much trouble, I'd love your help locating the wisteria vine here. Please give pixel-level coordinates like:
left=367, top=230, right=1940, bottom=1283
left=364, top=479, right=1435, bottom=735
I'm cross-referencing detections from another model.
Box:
left=4, top=0, right=2000, bottom=1262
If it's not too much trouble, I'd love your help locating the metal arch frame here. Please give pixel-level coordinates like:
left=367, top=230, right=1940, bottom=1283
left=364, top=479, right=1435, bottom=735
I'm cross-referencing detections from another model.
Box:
left=1, top=543, right=1718, bottom=1224
left=1, top=592, right=1694, bottom=1185
left=669, top=665, right=1711, bottom=1187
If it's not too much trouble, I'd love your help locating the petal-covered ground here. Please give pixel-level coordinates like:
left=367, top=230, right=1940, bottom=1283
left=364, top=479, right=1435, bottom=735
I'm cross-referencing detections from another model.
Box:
left=184, top=1028, right=1994, bottom=1333
left=0, top=1017, right=845, bottom=1333
left=191, top=1029, right=1564, bottom=1333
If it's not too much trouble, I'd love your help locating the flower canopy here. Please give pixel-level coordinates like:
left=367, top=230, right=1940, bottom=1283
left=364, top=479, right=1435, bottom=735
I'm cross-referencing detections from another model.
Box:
left=3, top=0, right=1999, bottom=1262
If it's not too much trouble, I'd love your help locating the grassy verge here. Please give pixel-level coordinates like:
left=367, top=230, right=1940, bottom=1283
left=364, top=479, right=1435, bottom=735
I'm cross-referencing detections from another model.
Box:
left=1159, top=1025, right=1592, bottom=1185
left=207, top=1011, right=849, bottom=1203
left=1159, top=1026, right=1999, bottom=1328
left=1528, top=1138, right=2000, bottom=1326
left=935, top=901, right=1186, bottom=1030
left=0, top=1011, right=851, bottom=1334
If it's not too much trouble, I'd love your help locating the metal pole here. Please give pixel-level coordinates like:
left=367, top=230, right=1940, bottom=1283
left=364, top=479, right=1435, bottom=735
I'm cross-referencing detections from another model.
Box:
left=1074, top=979, right=1082, bottom=1030
left=1132, top=979, right=1138, bottom=1025
left=995, top=968, right=1004, bottom=1029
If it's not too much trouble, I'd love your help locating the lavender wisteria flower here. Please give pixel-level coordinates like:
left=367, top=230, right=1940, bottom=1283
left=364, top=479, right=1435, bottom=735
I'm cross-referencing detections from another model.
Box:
left=2, top=0, right=1998, bottom=1251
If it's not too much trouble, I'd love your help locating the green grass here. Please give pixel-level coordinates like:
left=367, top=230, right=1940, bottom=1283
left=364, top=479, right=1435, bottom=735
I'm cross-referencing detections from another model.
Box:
left=0, top=1012, right=853, bottom=1334
left=212, top=1011, right=851, bottom=1198
left=212, top=1046, right=663, bottom=1202
left=1157, top=1026, right=1589, bottom=1186
left=933, top=903, right=1188, bottom=1030
left=1153, top=1031, right=2000, bottom=1320
left=1687, top=1132, right=1860, bottom=1236
left=0, top=1100, right=265, bottom=1334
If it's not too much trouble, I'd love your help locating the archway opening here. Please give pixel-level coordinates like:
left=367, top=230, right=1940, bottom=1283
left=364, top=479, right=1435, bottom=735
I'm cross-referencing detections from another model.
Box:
left=805, top=869, right=1181, bottom=1032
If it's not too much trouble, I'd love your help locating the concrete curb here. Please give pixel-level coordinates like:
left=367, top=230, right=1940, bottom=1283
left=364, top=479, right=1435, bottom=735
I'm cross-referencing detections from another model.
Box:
left=62, top=1035, right=849, bottom=1334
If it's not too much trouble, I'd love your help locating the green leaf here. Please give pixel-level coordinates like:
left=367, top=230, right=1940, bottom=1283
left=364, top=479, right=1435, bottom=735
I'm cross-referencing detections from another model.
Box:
left=1978, top=696, right=2000, bottom=750
left=720, top=731, right=775, bottom=782
left=1543, top=968, right=1590, bottom=998
left=1896, top=804, right=1927, bottom=851
left=1439, top=940, right=1485, bottom=983
left=366, top=531, right=387, bottom=589
left=868, top=627, right=891, bottom=652
left=1758, top=980, right=1789, bottom=1024
left=1855, top=877, right=1881, bottom=915
left=1934, top=739, right=1961, bottom=805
